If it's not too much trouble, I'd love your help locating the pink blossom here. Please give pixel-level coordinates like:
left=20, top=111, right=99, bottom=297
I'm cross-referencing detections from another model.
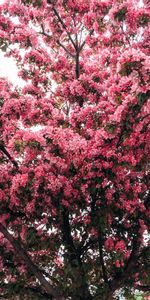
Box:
left=105, top=237, right=114, bottom=250
left=115, top=240, right=126, bottom=252
left=0, top=0, right=149, bottom=295
left=115, top=260, right=120, bottom=268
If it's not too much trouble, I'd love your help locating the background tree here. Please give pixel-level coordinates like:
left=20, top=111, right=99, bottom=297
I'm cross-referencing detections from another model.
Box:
left=0, top=0, right=149, bottom=299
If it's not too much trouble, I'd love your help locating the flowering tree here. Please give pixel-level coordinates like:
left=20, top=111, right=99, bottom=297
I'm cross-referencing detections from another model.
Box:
left=0, top=0, right=150, bottom=299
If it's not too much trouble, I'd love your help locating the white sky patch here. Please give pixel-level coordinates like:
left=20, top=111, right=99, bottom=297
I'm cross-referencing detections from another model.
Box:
left=0, top=51, right=24, bottom=86
left=0, top=0, right=24, bottom=85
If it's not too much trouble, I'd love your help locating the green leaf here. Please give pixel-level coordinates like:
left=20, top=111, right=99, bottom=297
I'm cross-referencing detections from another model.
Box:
left=114, top=7, right=127, bottom=22
left=105, top=123, right=117, bottom=134
left=138, top=13, right=149, bottom=26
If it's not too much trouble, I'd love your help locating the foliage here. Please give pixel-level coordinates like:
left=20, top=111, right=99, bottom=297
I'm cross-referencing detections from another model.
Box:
left=0, top=0, right=149, bottom=299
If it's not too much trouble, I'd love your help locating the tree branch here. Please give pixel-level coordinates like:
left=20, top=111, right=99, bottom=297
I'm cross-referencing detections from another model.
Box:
left=0, top=223, right=64, bottom=300
left=40, top=25, right=74, bottom=58
left=51, top=7, right=76, bottom=49
left=61, top=208, right=78, bottom=265
left=57, top=40, right=75, bottom=57
left=61, top=208, right=93, bottom=300
left=98, top=230, right=108, bottom=284
left=138, top=113, right=150, bottom=122
left=0, top=143, right=19, bottom=169
left=136, top=285, right=150, bottom=292
left=75, top=49, right=80, bottom=79
left=143, top=190, right=150, bottom=210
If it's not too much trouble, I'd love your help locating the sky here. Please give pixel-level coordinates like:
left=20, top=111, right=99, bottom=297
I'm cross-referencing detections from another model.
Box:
left=0, top=0, right=22, bottom=86
left=0, top=51, right=23, bottom=86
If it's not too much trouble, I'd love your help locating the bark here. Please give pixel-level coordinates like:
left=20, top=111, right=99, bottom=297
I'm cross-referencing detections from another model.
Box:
left=61, top=208, right=93, bottom=300
left=98, top=230, right=108, bottom=285
left=75, top=50, right=80, bottom=79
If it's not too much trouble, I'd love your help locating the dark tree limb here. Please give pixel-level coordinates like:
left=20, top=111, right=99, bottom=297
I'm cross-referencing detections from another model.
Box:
left=98, top=230, right=108, bottom=284
left=61, top=208, right=78, bottom=265
left=138, top=112, right=150, bottom=122
left=0, top=143, right=19, bottom=169
left=0, top=223, right=64, bottom=300
left=52, top=7, right=76, bottom=49
left=143, top=190, right=150, bottom=209
left=136, top=285, right=150, bottom=292
left=61, top=208, right=93, bottom=300
left=75, top=49, right=80, bottom=80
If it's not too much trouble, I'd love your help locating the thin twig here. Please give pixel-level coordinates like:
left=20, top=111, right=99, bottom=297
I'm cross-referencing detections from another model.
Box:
left=52, top=7, right=76, bottom=49
left=40, top=25, right=74, bottom=57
